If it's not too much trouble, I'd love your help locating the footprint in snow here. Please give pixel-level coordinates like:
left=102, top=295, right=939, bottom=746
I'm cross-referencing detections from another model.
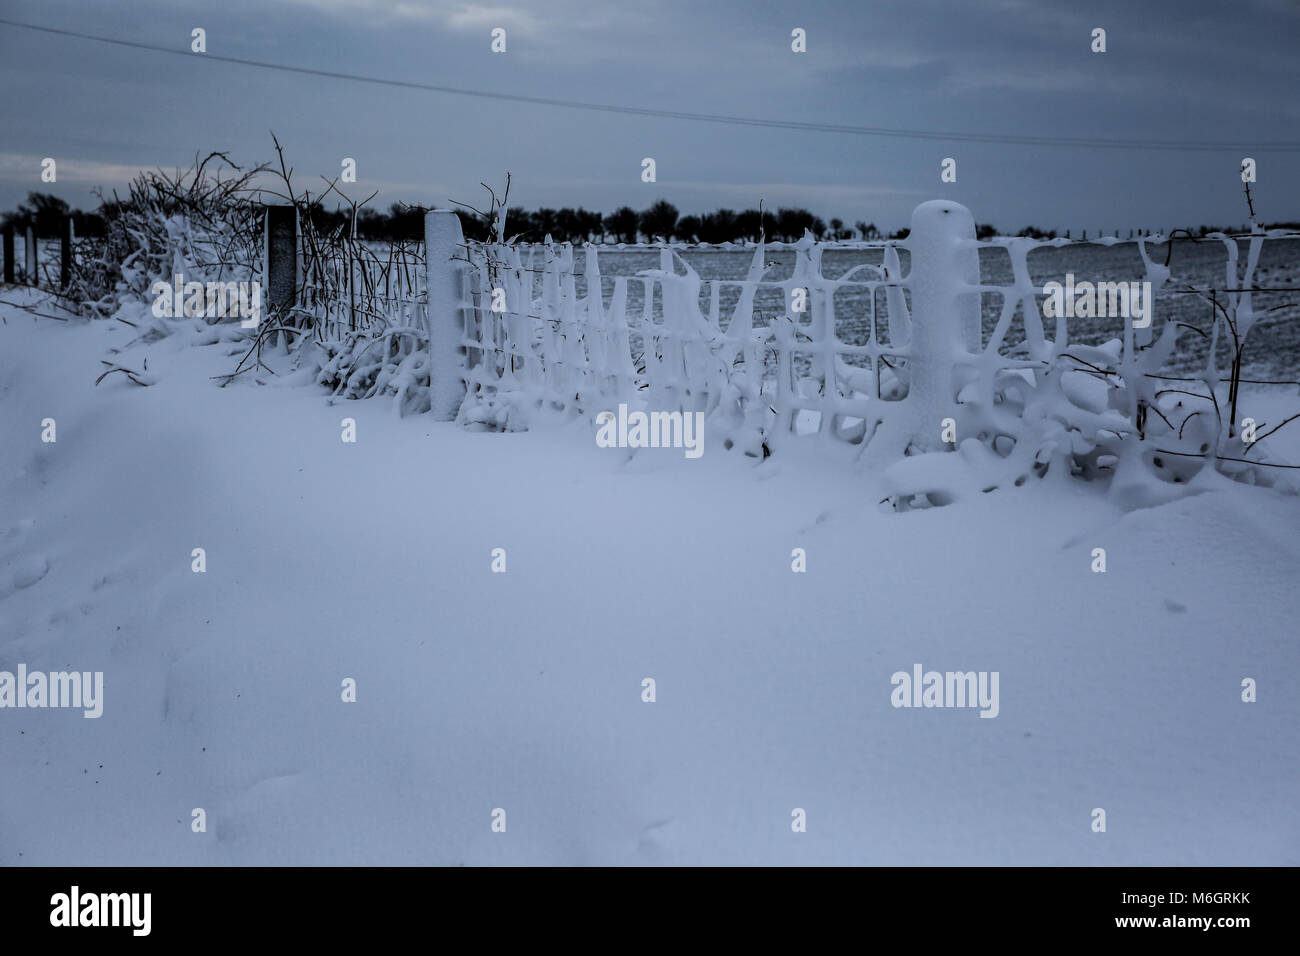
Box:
left=12, top=555, right=49, bottom=590
left=637, top=818, right=671, bottom=859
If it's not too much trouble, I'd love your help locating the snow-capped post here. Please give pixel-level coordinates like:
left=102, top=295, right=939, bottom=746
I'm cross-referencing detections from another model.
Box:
left=903, top=200, right=981, bottom=451
left=425, top=209, right=469, bottom=421
left=2, top=224, right=13, bottom=284
left=24, top=225, right=36, bottom=287
left=264, top=205, right=298, bottom=331
left=59, top=214, right=72, bottom=292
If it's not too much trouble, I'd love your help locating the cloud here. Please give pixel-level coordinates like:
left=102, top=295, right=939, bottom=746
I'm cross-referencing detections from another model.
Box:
left=274, top=0, right=541, bottom=33
left=946, top=64, right=1130, bottom=95
left=0, top=153, right=151, bottom=190
left=273, top=0, right=440, bottom=23
left=443, top=4, right=540, bottom=35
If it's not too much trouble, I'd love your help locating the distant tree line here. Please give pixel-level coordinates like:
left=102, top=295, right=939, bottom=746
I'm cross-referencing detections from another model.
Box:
left=452, top=201, right=901, bottom=244
left=0, top=192, right=899, bottom=245
left=3, top=192, right=1292, bottom=246
left=1, top=193, right=109, bottom=238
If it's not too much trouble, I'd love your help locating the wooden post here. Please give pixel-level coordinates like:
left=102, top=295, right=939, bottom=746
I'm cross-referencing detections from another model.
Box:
left=424, top=209, right=468, bottom=421
left=60, top=215, right=72, bottom=291
left=24, top=225, right=36, bottom=287
left=2, top=224, right=13, bottom=284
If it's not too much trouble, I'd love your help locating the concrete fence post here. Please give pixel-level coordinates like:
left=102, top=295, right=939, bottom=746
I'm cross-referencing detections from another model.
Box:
left=902, top=200, right=981, bottom=451
left=424, top=209, right=468, bottom=421
left=264, top=205, right=298, bottom=337
left=60, top=215, right=72, bottom=291
left=266, top=204, right=301, bottom=345
left=2, top=224, right=13, bottom=284
left=24, top=225, right=36, bottom=287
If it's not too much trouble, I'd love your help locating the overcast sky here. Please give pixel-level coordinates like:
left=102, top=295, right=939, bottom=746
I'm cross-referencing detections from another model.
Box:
left=2, top=0, right=1298, bottom=233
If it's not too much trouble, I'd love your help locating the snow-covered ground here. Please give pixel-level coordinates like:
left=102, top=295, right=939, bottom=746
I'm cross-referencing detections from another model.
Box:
left=1, top=291, right=1297, bottom=865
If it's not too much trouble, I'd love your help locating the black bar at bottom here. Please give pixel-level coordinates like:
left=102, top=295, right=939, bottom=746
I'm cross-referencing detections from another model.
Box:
left=0, top=866, right=1277, bottom=942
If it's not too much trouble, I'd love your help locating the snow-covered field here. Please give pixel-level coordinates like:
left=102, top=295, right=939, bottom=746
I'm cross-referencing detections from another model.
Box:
left=1, top=290, right=1297, bottom=865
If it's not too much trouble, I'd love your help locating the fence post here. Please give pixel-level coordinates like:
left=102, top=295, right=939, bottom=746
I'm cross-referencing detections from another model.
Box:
left=902, top=200, right=981, bottom=452
left=425, top=209, right=468, bottom=421
left=264, top=204, right=298, bottom=338
left=24, top=225, right=36, bottom=287
left=2, top=224, right=12, bottom=284
left=60, top=215, right=72, bottom=291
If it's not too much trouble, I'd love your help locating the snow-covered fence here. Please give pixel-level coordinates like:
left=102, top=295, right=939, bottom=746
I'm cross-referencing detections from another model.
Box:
left=449, top=200, right=995, bottom=462
left=435, top=199, right=1298, bottom=505
left=0, top=219, right=79, bottom=292
left=269, top=198, right=1297, bottom=503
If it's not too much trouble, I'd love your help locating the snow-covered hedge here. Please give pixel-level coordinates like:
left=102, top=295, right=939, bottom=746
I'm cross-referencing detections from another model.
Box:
left=313, top=329, right=431, bottom=418
left=76, top=154, right=264, bottom=322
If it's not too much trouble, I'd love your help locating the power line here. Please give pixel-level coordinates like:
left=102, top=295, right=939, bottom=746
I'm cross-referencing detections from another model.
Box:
left=3, top=17, right=1299, bottom=153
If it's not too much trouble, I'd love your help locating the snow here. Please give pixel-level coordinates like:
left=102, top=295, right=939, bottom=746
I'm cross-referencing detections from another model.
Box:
left=1, top=289, right=1297, bottom=865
